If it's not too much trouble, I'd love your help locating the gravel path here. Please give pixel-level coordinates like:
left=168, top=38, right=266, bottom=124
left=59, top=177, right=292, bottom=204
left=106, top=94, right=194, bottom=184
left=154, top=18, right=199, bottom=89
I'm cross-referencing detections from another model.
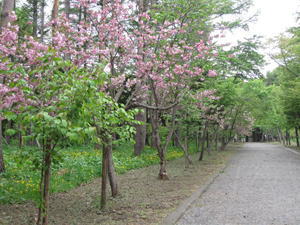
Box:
left=177, top=143, right=300, bottom=225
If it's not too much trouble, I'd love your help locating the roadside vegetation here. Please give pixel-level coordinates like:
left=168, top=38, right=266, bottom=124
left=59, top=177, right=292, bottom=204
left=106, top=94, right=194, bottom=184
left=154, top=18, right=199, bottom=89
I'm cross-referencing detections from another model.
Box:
left=0, top=140, right=201, bottom=205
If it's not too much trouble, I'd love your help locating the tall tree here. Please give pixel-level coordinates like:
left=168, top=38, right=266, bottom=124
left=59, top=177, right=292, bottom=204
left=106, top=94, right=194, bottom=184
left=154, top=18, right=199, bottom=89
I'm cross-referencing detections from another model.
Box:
left=0, top=0, right=15, bottom=174
left=32, top=0, right=38, bottom=37
left=133, top=0, right=147, bottom=156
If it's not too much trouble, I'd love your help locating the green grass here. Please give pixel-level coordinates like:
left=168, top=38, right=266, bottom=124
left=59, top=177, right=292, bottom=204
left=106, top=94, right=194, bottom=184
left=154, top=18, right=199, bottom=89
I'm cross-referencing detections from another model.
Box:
left=0, top=140, right=201, bottom=205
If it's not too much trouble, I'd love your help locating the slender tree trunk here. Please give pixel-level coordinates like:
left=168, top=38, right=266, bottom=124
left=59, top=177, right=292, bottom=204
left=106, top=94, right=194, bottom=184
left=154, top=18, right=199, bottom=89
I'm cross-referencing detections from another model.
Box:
left=33, top=0, right=38, bottom=37
left=221, top=136, right=224, bottom=148
left=195, top=131, right=197, bottom=148
left=101, top=141, right=108, bottom=209
left=153, top=109, right=167, bottom=179
left=40, top=0, right=45, bottom=43
left=174, top=132, right=192, bottom=167
left=276, top=127, right=282, bottom=143
left=37, top=149, right=45, bottom=225
left=278, top=127, right=285, bottom=146
left=42, top=141, right=52, bottom=225
left=153, top=103, right=178, bottom=179
left=186, top=123, right=189, bottom=151
left=216, top=131, right=219, bottom=150
left=134, top=109, right=146, bottom=155
left=150, top=109, right=160, bottom=148
left=221, top=137, right=225, bottom=150
left=65, top=0, right=70, bottom=19
left=175, top=125, right=182, bottom=147
left=199, top=121, right=208, bottom=161
left=51, top=0, right=59, bottom=38
left=198, top=127, right=202, bottom=149
left=133, top=0, right=146, bottom=155
left=209, top=124, right=220, bottom=153
left=207, top=131, right=210, bottom=155
left=261, top=132, right=264, bottom=142
left=18, top=123, right=23, bottom=149
left=185, top=136, right=188, bottom=167
left=5, top=120, right=11, bottom=145
left=145, top=109, right=150, bottom=146
left=107, top=144, right=118, bottom=197
left=0, top=120, right=5, bottom=173
left=151, top=127, right=156, bottom=147
left=295, top=126, right=299, bottom=147
left=221, top=136, right=232, bottom=150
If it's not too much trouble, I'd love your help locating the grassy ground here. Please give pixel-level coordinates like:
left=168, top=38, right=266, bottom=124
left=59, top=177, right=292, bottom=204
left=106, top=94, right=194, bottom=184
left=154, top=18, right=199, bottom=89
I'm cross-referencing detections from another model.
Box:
left=0, top=141, right=201, bottom=205
left=0, top=142, right=241, bottom=225
left=269, top=140, right=300, bottom=152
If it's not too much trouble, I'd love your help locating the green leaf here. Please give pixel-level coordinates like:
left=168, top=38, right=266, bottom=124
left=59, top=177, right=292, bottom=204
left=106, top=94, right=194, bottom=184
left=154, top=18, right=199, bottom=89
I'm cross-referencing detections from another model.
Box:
left=62, top=120, right=68, bottom=127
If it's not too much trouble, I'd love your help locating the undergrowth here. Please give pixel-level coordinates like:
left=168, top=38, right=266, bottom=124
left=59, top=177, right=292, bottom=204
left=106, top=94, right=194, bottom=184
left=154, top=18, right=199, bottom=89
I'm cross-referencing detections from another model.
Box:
left=0, top=140, right=201, bottom=204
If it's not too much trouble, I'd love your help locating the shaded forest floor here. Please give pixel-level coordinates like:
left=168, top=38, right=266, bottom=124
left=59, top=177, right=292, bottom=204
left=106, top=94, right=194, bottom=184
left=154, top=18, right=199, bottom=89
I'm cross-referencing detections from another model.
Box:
left=0, top=143, right=241, bottom=225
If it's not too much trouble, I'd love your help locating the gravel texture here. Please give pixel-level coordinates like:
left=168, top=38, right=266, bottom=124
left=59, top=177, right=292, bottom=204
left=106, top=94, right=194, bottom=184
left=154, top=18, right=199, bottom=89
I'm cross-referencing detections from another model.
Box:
left=177, top=143, right=300, bottom=225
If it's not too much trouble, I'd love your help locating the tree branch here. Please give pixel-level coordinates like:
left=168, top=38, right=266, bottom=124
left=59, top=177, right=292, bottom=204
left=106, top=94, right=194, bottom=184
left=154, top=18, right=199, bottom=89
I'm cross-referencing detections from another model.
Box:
left=267, top=53, right=299, bottom=77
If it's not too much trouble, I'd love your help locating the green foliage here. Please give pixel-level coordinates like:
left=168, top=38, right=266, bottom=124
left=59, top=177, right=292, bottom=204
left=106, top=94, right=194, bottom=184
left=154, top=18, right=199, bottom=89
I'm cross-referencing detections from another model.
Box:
left=3, top=53, right=139, bottom=148
left=218, top=35, right=266, bottom=79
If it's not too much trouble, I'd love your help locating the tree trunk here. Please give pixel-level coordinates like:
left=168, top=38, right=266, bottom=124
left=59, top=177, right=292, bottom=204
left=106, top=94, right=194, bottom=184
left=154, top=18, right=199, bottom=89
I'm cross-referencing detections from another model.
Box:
left=145, top=108, right=150, bottom=146
left=195, top=131, right=197, bottom=148
left=101, top=142, right=108, bottom=209
left=207, top=131, right=210, bottom=155
left=295, top=126, right=299, bottom=147
left=216, top=131, right=219, bottom=150
left=40, top=0, right=45, bottom=43
left=150, top=110, right=160, bottom=148
left=5, top=120, right=11, bottom=145
left=278, top=127, right=285, bottom=146
left=42, top=141, right=52, bottom=225
left=209, top=124, right=220, bottom=153
left=175, top=125, right=182, bottom=147
left=153, top=109, right=167, bottom=179
left=276, top=127, right=282, bottom=143
left=107, top=144, right=118, bottom=197
left=37, top=152, right=45, bottom=225
left=133, top=0, right=146, bottom=155
left=0, top=0, right=15, bottom=31
left=18, top=123, right=23, bottom=149
left=33, top=0, right=38, bottom=37
left=151, top=127, right=156, bottom=148
left=186, top=123, right=189, bottom=151
left=197, top=127, right=202, bottom=149
left=65, top=0, right=70, bottom=19
left=95, top=141, right=101, bottom=150
left=134, top=109, right=146, bottom=156
left=0, top=119, right=5, bottom=173
left=174, top=132, right=192, bottom=167
left=221, top=136, right=225, bottom=150
left=288, top=132, right=291, bottom=146
left=0, top=0, right=15, bottom=174
left=51, top=0, right=59, bottom=36
left=152, top=103, right=178, bottom=179
left=221, top=136, right=232, bottom=150
left=199, top=121, right=208, bottom=161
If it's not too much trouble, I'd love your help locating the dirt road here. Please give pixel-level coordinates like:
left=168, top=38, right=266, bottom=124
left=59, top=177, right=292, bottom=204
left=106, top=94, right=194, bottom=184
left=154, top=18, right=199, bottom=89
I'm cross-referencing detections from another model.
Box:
left=175, top=143, right=300, bottom=224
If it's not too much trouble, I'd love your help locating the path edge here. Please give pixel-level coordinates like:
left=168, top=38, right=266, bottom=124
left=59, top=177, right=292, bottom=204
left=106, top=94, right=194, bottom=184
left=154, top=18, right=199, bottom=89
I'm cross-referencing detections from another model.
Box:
left=159, top=149, right=240, bottom=225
